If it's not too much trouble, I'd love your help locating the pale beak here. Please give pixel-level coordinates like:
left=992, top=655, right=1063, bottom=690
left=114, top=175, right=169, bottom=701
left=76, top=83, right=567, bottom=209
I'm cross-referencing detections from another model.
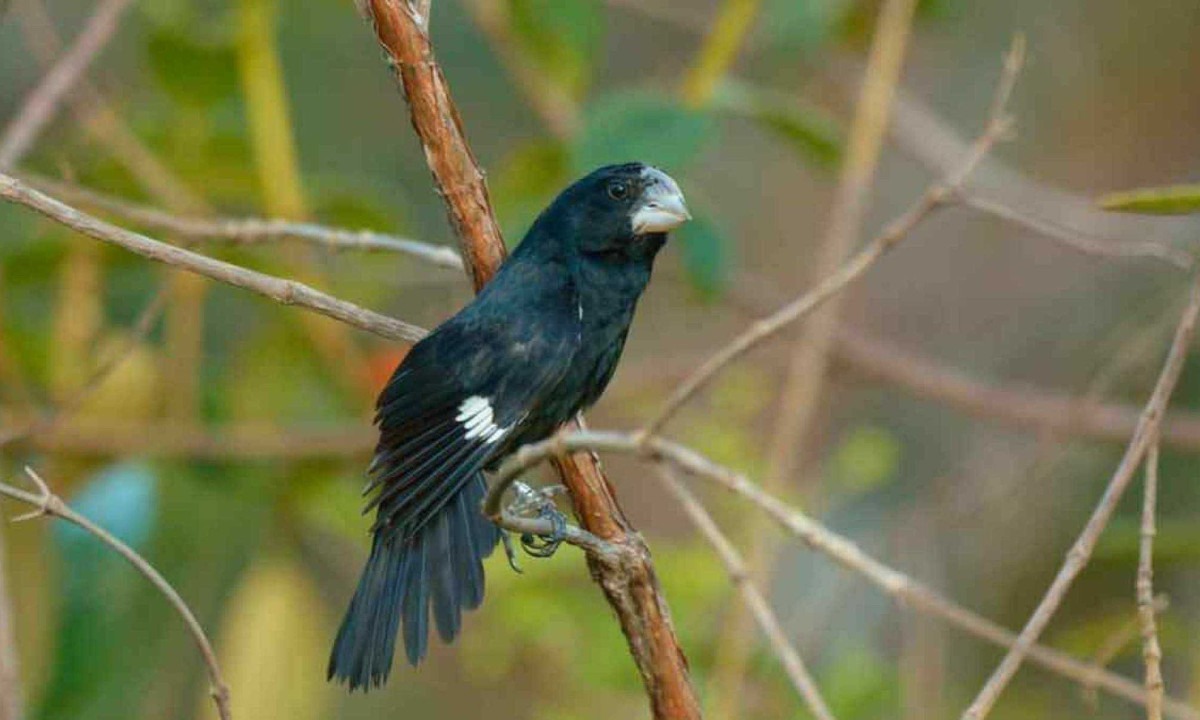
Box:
left=631, top=167, right=691, bottom=234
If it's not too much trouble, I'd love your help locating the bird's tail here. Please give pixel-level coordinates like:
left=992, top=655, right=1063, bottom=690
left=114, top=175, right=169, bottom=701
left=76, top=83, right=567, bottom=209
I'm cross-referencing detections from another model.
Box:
left=328, top=475, right=500, bottom=690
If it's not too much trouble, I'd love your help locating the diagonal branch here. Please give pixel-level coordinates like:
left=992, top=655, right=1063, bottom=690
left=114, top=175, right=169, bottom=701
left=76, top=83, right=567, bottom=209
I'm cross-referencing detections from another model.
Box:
left=23, top=175, right=465, bottom=269
left=655, top=465, right=835, bottom=720
left=0, top=468, right=231, bottom=720
left=640, top=41, right=1020, bottom=437
left=485, top=429, right=1200, bottom=720
left=962, top=270, right=1200, bottom=719
left=362, top=2, right=701, bottom=717
left=0, top=173, right=427, bottom=345
left=0, top=0, right=134, bottom=170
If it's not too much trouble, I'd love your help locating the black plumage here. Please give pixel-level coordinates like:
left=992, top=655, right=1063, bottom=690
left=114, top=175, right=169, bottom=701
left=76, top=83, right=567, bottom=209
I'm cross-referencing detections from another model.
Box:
left=328, top=162, right=690, bottom=690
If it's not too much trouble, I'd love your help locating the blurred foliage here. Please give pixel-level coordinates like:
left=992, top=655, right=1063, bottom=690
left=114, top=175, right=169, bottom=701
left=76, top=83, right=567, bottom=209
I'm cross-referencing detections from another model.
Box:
left=2, top=0, right=1199, bottom=719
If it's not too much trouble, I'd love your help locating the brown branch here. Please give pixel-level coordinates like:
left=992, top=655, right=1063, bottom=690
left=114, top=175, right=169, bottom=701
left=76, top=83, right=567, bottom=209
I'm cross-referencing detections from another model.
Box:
left=0, top=468, right=231, bottom=720
left=1136, top=441, right=1166, bottom=720
left=640, top=45, right=1019, bottom=437
left=963, top=271, right=1200, bottom=719
left=0, top=0, right=134, bottom=170
left=656, top=466, right=835, bottom=720
left=832, top=328, right=1200, bottom=449
left=363, top=3, right=700, bottom=716
left=0, top=173, right=428, bottom=345
left=22, top=175, right=465, bottom=269
left=485, top=429, right=1200, bottom=720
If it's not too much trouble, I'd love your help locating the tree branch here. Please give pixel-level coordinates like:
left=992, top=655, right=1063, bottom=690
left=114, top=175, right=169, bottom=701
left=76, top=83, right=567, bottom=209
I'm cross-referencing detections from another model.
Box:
left=0, top=173, right=427, bottom=345
left=362, top=2, right=701, bottom=716
left=656, top=465, right=834, bottom=720
left=484, top=429, right=1200, bottom=720
left=23, top=175, right=465, bottom=269
left=963, top=271, right=1200, bottom=719
left=1136, top=442, right=1166, bottom=720
left=639, top=43, right=1019, bottom=437
left=0, top=468, right=231, bottom=720
left=0, top=0, right=134, bottom=170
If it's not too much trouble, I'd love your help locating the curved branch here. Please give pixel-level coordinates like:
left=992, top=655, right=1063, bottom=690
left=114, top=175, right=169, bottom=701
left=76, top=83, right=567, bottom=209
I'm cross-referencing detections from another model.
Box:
left=1, top=468, right=231, bottom=720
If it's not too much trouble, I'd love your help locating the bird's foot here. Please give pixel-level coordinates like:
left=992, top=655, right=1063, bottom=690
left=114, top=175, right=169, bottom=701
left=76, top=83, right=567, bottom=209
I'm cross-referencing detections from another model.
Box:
left=506, top=481, right=569, bottom=560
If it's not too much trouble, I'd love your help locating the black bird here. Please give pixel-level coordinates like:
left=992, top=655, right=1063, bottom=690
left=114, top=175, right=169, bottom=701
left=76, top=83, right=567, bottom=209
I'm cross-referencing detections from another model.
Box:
left=328, top=162, right=690, bottom=690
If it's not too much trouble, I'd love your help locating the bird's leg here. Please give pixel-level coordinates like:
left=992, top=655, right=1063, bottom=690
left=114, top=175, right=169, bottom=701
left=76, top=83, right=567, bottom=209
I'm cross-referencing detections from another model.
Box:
left=500, top=530, right=523, bottom=573
left=506, top=481, right=569, bottom=559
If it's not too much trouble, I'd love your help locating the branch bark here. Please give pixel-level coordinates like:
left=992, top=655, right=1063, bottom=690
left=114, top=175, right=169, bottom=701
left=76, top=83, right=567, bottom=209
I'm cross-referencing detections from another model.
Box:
left=362, top=2, right=701, bottom=716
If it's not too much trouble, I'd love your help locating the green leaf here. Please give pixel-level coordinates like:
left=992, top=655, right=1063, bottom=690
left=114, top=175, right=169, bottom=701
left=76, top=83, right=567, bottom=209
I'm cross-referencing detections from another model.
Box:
left=713, top=79, right=842, bottom=168
left=572, top=92, right=715, bottom=174
left=1098, top=184, right=1200, bottom=215
left=760, top=0, right=854, bottom=54
left=509, top=0, right=604, bottom=97
left=676, top=214, right=732, bottom=297
left=146, top=28, right=239, bottom=108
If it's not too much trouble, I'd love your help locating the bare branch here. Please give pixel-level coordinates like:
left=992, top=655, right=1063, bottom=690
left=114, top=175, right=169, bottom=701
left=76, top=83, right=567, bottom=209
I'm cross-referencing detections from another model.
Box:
left=0, top=173, right=428, bottom=344
left=656, top=466, right=835, bottom=720
left=963, top=271, right=1200, bottom=719
left=0, top=0, right=134, bottom=170
left=959, top=193, right=1192, bottom=270
left=1137, top=442, right=1166, bottom=720
left=1, top=468, right=231, bottom=720
left=485, top=429, right=1199, bottom=720
left=639, top=41, right=1021, bottom=438
left=22, top=175, right=465, bottom=269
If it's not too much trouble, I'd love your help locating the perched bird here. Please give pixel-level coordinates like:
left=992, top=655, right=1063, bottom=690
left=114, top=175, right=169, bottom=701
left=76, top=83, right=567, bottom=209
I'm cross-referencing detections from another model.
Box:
left=328, top=162, right=690, bottom=690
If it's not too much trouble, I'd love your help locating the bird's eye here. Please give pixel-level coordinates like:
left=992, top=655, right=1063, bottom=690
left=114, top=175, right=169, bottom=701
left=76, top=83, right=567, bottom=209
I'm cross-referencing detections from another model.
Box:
left=607, top=181, right=629, bottom=200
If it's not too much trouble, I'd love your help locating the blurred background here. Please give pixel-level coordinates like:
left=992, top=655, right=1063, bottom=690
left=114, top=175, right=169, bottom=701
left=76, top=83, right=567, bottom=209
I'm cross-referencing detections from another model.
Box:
left=1, top=0, right=1199, bottom=718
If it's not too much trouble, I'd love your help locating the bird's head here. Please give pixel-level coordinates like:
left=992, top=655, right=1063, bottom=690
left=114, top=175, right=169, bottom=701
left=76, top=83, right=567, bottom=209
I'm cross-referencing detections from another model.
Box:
left=535, top=162, right=691, bottom=258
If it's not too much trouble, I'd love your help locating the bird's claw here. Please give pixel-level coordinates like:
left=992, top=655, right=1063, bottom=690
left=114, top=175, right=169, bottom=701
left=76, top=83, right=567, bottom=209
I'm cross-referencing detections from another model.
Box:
left=500, top=531, right=523, bottom=573
left=520, top=504, right=566, bottom=558
left=503, top=481, right=568, bottom=561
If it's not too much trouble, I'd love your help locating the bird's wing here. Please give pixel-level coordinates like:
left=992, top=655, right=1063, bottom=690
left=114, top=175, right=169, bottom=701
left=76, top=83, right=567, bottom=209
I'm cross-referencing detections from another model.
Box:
left=363, top=316, right=576, bottom=539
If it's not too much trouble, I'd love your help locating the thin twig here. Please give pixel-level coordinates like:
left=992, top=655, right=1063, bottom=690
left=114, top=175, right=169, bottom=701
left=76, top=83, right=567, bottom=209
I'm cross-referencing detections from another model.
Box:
left=959, top=193, right=1192, bottom=270
left=23, top=175, right=465, bottom=269
left=639, top=41, right=1021, bottom=438
left=1, top=468, right=231, bottom=720
left=1081, top=595, right=1168, bottom=707
left=1136, top=441, right=1166, bottom=720
left=712, top=5, right=920, bottom=716
left=656, top=466, right=835, bottom=720
left=484, top=429, right=1199, bottom=720
left=0, top=173, right=428, bottom=344
left=0, top=0, right=135, bottom=170
left=963, top=271, right=1200, bottom=720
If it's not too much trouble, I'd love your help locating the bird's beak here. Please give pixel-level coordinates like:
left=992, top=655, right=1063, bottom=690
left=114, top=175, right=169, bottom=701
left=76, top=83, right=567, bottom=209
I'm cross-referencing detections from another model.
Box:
left=631, top=167, right=691, bottom=234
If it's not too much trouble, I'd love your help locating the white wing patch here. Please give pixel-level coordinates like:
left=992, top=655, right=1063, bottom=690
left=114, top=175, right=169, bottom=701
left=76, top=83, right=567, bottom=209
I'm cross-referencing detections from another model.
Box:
left=455, top=395, right=507, bottom=444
